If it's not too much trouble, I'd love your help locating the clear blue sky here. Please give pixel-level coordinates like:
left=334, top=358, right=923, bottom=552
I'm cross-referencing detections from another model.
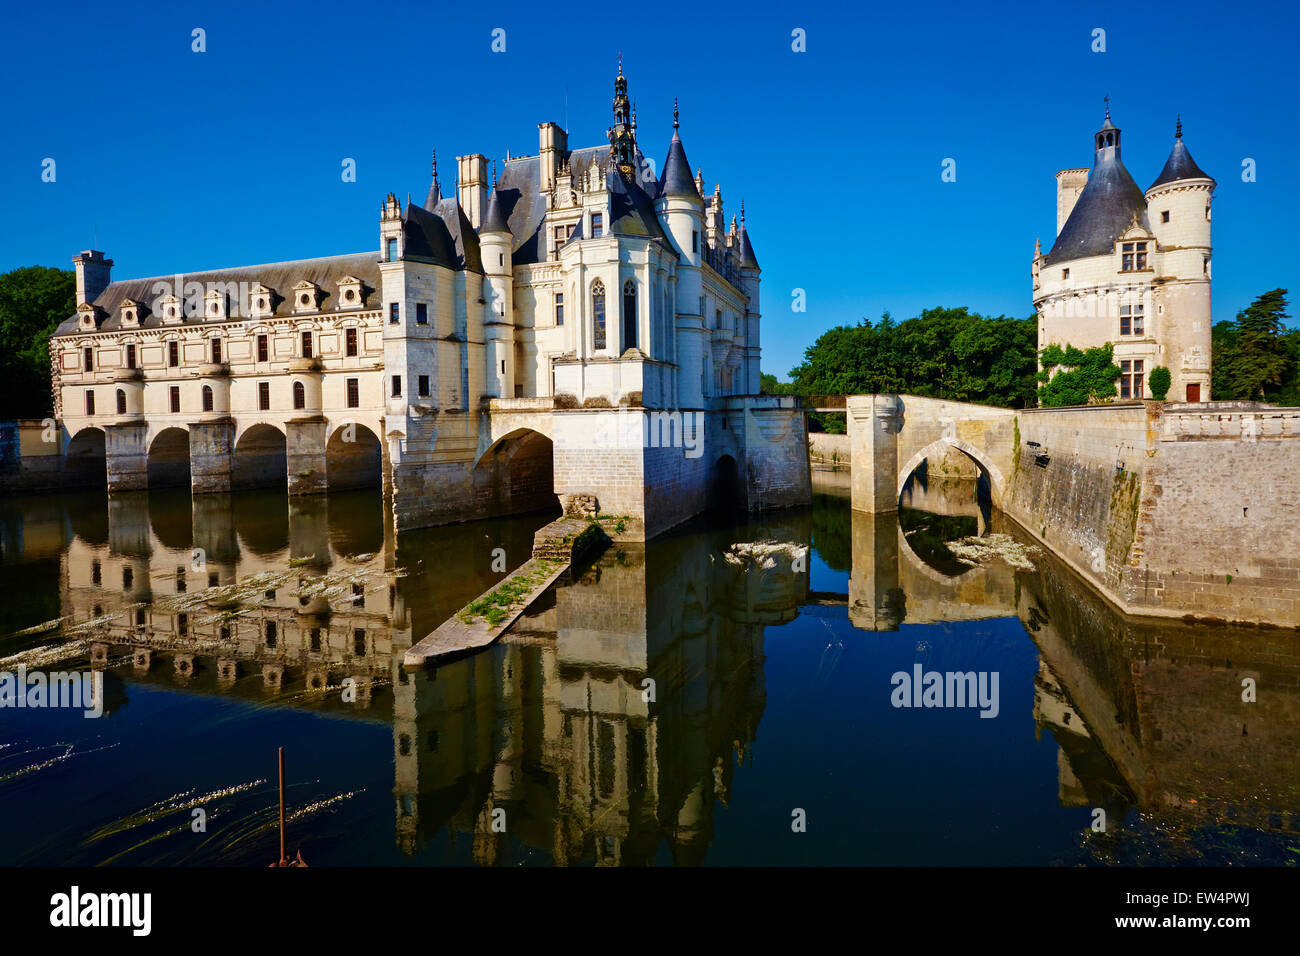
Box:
left=2, top=0, right=1296, bottom=378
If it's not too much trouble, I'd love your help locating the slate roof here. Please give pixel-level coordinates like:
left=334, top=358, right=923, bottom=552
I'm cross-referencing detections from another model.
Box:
left=480, top=188, right=510, bottom=234
left=1044, top=153, right=1150, bottom=266
left=53, top=252, right=383, bottom=337
left=739, top=226, right=759, bottom=269
left=495, top=143, right=670, bottom=262
left=404, top=200, right=483, bottom=273
left=660, top=131, right=699, bottom=200
left=1149, top=136, right=1211, bottom=190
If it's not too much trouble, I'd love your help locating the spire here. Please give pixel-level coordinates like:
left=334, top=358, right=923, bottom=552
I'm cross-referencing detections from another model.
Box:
left=423, top=149, right=442, bottom=210
left=1149, top=116, right=1213, bottom=191
left=607, top=59, right=636, bottom=173
left=737, top=200, right=759, bottom=269
left=481, top=187, right=510, bottom=235
left=660, top=97, right=699, bottom=200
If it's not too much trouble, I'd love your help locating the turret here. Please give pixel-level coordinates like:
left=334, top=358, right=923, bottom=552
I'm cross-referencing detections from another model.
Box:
left=656, top=99, right=706, bottom=407
left=1145, top=117, right=1215, bottom=402
left=1145, top=116, right=1214, bottom=257
left=737, top=201, right=762, bottom=395
left=480, top=182, right=515, bottom=398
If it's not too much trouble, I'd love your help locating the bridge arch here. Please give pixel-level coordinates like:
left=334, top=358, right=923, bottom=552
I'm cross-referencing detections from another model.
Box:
left=326, top=422, right=382, bottom=491
left=65, top=426, right=106, bottom=485
left=472, top=427, right=558, bottom=517
left=147, top=427, right=191, bottom=489
left=232, top=423, right=287, bottom=491
left=896, top=437, right=1005, bottom=507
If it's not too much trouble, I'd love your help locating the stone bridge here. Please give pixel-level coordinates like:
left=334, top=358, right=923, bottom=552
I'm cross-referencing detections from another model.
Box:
left=840, top=394, right=1300, bottom=628
left=846, top=395, right=1017, bottom=513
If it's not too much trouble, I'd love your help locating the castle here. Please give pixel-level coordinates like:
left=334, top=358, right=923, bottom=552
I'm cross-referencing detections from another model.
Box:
left=49, top=66, right=810, bottom=538
left=1032, top=107, right=1216, bottom=402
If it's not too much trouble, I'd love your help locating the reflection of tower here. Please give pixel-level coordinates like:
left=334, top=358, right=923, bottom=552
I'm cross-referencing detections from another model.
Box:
left=848, top=511, right=904, bottom=630
left=392, top=520, right=784, bottom=864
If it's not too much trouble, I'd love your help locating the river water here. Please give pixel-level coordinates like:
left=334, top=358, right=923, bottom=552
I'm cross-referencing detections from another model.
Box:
left=0, top=472, right=1295, bottom=866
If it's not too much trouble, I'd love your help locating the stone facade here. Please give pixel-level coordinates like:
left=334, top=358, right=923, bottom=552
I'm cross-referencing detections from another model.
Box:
left=848, top=393, right=1300, bottom=626
left=45, top=67, right=810, bottom=539
left=1033, top=112, right=1215, bottom=403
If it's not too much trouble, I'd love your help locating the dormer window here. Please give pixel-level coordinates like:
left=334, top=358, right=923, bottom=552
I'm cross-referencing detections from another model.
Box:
left=204, top=289, right=227, bottom=321
left=119, top=299, right=141, bottom=328
left=336, top=275, right=364, bottom=310
left=591, top=213, right=604, bottom=238
left=248, top=284, right=274, bottom=319
left=76, top=303, right=102, bottom=331
left=157, top=294, right=183, bottom=325
left=293, top=281, right=321, bottom=313
left=1121, top=241, right=1147, bottom=272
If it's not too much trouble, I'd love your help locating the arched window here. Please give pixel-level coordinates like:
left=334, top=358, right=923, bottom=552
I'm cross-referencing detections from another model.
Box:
left=622, top=279, right=637, bottom=351
left=201, top=385, right=213, bottom=412
left=592, top=280, right=606, bottom=350
left=116, top=389, right=126, bottom=414
left=293, top=381, right=306, bottom=410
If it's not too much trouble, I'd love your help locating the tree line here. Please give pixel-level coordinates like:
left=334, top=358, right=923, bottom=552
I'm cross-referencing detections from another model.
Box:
left=765, top=291, right=1296, bottom=425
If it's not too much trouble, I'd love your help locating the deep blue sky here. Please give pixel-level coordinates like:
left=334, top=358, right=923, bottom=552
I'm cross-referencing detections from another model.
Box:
left=2, top=0, right=1296, bottom=378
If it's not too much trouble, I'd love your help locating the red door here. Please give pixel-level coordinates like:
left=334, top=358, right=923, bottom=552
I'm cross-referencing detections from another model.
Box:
left=1187, top=383, right=1201, bottom=402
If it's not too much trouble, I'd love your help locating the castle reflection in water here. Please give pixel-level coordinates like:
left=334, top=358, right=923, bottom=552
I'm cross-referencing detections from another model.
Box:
left=2, top=472, right=1297, bottom=864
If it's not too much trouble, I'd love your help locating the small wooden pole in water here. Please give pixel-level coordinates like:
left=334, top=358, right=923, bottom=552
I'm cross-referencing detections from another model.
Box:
left=277, top=746, right=287, bottom=867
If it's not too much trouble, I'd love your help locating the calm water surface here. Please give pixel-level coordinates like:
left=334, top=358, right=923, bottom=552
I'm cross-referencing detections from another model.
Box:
left=0, top=475, right=1296, bottom=866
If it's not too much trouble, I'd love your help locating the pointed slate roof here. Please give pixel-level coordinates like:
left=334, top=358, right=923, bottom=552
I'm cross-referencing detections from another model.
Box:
left=660, top=129, right=699, bottom=200
left=480, top=188, right=511, bottom=234
left=1045, top=146, right=1149, bottom=266
left=1149, top=126, right=1211, bottom=190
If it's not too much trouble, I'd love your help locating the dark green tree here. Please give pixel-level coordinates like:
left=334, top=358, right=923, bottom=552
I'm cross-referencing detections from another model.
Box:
left=786, top=307, right=1038, bottom=410
left=1228, top=289, right=1291, bottom=401
left=0, top=266, right=75, bottom=418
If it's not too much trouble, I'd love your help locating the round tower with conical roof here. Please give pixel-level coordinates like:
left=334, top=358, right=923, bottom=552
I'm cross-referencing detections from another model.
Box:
left=480, top=182, right=515, bottom=398
left=1033, top=106, right=1215, bottom=404
left=657, top=98, right=706, bottom=407
left=1145, top=117, right=1215, bottom=401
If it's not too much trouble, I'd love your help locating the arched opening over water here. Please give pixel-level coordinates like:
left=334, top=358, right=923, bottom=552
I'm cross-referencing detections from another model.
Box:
left=232, top=424, right=288, bottom=491
left=147, top=427, right=191, bottom=489
left=65, top=427, right=106, bottom=487
left=709, top=454, right=745, bottom=514
left=326, top=423, right=382, bottom=492
left=897, top=443, right=993, bottom=578
left=472, top=428, right=559, bottom=518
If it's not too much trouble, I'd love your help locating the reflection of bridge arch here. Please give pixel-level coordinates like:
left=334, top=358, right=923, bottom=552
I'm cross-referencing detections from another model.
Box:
left=896, top=437, right=1004, bottom=505
left=896, top=524, right=983, bottom=585
left=472, top=428, right=558, bottom=517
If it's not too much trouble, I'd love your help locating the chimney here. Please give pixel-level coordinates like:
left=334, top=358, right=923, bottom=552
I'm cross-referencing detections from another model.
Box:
left=1054, top=169, right=1089, bottom=236
left=456, top=154, right=488, bottom=229
left=73, top=250, right=113, bottom=306
left=539, top=122, right=567, bottom=193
